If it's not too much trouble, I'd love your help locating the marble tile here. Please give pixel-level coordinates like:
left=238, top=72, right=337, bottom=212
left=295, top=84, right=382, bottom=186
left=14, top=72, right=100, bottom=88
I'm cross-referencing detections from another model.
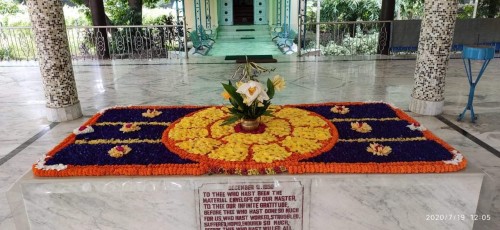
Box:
left=9, top=171, right=483, bottom=230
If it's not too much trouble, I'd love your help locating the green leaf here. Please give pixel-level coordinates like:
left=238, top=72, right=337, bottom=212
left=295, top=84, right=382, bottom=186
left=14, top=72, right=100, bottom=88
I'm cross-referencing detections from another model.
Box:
left=228, top=98, right=240, bottom=109
left=267, top=78, right=275, bottom=99
left=221, top=116, right=240, bottom=126
left=255, top=101, right=272, bottom=117
left=262, top=110, right=275, bottom=117
left=229, top=106, right=244, bottom=115
left=222, top=83, right=245, bottom=108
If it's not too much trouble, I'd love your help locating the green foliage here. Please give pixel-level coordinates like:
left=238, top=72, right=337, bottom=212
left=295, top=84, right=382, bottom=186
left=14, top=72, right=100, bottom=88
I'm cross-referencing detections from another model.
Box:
left=221, top=61, right=280, bottom=125
left=0, top=0, right=20, bottom=15
left=0, top=48, right=9, bottom=60
left=104, top=0, right=167, bottom=25
left=478, top=0, right=500, bottom=18
left=396, top=0, right=424, bottom=20
left=322, top=33, right=378, bottom=56
left=458, top=5, right=474, bottom=19
left=320, top=0, right=380, bottom=22
left=221, top=80, right=275, bottom=124
left=144, top=0, right=170, bottom=8
left=142, top=10, right=174, bottom=25
left=105, top=0, right=135, bottom=25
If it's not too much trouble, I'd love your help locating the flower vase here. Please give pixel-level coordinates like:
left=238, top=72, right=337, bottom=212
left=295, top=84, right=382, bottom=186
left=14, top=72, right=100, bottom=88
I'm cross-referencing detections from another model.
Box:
left=241, top=118, right=260, bottom=131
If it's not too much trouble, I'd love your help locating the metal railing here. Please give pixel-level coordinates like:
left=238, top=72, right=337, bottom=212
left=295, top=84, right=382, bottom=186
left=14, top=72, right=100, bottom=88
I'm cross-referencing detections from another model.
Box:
left=0, top=23, right=187, bottom=61
left=297, top=20, right=391, bottom=57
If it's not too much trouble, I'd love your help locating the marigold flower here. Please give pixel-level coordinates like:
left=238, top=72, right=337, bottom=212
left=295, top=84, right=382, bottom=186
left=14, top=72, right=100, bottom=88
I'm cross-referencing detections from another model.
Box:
left=367, top=143, right=392, bottom=156
left=120, top=123, right=141, bottom=133
left=221, top=90, right=231, bottom=100
left=142, top=109, right=162, bottom=118
left=331, top=105, right=350, bottom=114
left=350, top=122, right=372, bottom=133
left=108, top=145, right=132, bottom=158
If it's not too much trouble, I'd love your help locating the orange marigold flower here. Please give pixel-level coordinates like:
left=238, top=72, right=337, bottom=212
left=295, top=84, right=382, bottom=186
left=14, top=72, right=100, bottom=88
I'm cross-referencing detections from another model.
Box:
left=221, top=90, right=231, bottom=100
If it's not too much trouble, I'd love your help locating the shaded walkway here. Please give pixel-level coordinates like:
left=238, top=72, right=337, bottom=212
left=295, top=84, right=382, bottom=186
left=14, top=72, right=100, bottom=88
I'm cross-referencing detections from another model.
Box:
left=209, top=25, right=283, bottom=56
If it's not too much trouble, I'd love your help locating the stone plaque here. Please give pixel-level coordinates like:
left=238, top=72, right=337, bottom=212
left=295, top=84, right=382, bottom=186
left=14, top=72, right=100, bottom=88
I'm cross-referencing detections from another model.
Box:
left=197, top=181, right=304, bottom=230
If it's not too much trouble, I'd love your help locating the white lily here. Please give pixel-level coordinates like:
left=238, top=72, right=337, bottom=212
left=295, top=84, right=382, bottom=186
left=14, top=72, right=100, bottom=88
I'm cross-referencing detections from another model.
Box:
left=236, top=80, right=269, bottom=106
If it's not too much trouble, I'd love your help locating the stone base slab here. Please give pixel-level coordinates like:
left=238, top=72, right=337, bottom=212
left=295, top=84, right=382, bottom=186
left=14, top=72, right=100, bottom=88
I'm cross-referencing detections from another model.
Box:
left=7, top=164, right=484, bottom=230
left=46, top=102, right=83, bottom=122
left=409, top=97, right=444, bottom=116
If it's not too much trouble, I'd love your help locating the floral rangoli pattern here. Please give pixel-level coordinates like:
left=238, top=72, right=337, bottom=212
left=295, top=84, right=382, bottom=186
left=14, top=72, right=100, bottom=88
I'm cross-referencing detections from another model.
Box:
left=33, top=102, right=467, bottom=176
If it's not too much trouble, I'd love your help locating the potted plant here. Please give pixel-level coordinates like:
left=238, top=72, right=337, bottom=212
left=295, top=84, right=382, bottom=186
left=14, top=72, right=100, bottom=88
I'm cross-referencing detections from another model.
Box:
left=221, top=58, right=285, bottom=131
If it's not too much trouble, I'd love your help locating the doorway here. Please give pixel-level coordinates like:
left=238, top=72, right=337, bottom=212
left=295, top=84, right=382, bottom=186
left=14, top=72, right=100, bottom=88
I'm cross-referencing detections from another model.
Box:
left=233, top=0, right=254, bottom=25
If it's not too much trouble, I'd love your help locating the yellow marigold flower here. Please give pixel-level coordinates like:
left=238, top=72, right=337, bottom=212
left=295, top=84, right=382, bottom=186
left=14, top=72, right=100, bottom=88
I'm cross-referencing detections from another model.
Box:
left=252, top=144, right=291, bottom=163
left=223, top=133, right=277, bottom=145
left=220, top=106, right=231, bottom=113
left=108, top=145, right=132, bottom=158
left=247, top=169, right=260, bottom=175
left=275, top=108, right=310, bottom=119
left=331, top=105, right=350, bottom=114
left=176, top=138, right=222, bottom=155
left=367, top=143, right=392, bottom=156
left=265, top=168, right=277, bottom=175
left=221, top=90, right=231, bottom=100
left=260, top=115, right=275, bottom=123
left=208, top=142, right=248, bottom=161
left=265, top=119, right=291, bottom=137
left=193, top=107, right=227, bottom=120
left=142, top=109, right=162, bottom=118
left=350, top=122, right=372, bottom=133
left=119, top=123, right=141, bottom=133
left=293, top=127, right=331, bottom=140
left=176, top=116, right=212, bottom=128
left=272, top=75, right=286, bottom=91
left=168, top=128, right=209, bottom=141
left=288, top=116, right=326, bottom=127
left=210, top=120, right=236, bottom=138
left=281, top=136, right=321, bottom=154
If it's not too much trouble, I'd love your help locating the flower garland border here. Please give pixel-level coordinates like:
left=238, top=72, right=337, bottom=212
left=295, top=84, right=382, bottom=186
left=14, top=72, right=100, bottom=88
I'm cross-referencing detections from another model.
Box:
left=33, top=102, right=466, bottom=177
left=162, top=106, right=339, bottom=174
left=33, top=105, right=208, bottom=177
left=288, top=102, right=467, bottom=174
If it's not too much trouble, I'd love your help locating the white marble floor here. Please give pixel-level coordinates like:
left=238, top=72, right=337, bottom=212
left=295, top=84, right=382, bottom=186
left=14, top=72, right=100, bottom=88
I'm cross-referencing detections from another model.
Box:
left=0, top=56, right=499, bottom=229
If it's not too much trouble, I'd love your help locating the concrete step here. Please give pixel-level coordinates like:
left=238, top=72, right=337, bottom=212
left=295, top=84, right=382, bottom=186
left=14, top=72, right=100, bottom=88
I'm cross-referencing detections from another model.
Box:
left=218, top=30, right=270, bottom=36
left=217, top=32, right=270, bottom=39
left=217, top=35, right=271, bottom=40
left=218, top=25, right=269, bottom=31
left=216, top=37, right=272, bottom=43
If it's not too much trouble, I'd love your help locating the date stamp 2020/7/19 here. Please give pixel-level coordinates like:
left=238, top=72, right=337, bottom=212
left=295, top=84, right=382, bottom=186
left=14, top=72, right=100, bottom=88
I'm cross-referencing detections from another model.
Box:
left=426, top=214, right=491, bottom=221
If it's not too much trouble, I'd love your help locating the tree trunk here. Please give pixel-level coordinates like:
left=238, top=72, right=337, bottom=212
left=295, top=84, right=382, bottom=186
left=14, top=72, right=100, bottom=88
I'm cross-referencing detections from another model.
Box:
left=378, top=0, right=395, bottom=55
left=128, top=0, right=143, bottom=25
left=89, top=0, right=110, bottom=59
left=82, top=0, right=113, bottom=26
left=486, top=0, right=499, bottom=18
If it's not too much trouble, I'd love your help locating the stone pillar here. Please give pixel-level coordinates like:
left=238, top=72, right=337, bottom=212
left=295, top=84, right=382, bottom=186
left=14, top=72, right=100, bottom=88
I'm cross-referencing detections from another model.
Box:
left=409, top=0, right=458, bottom=115
left=27, top=0, right=82, bottom=122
